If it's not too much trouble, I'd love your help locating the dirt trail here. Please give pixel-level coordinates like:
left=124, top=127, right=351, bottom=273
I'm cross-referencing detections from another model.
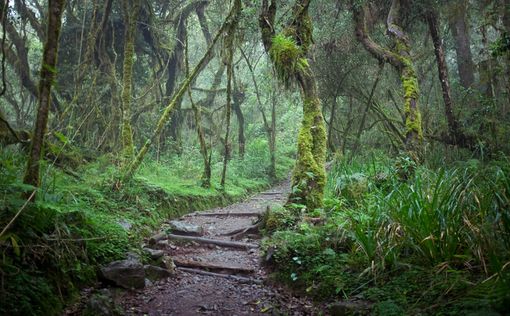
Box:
left=119, top=182, right=318, bottom=315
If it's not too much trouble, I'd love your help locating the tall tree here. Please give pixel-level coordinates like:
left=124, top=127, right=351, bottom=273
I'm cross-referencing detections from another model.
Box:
left=425, top=8, right=468, bottom=147
left=448, top=0, right=475, bottom=90
left=120, top=0, right=141, bottom=161
left=220, top=0, right=241, bottom=187
left=165, top=1, right=209, bottom=153
left=23, top=0, right=66, bottom=191
left=260, top=0, right=327, bottom=210
left=353, top=0, right=423, bottom=157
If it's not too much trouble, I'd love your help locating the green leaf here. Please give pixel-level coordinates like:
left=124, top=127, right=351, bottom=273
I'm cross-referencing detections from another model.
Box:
left=10, top=236, right=20, bottom=257
left=54, top=131, right=69, bottom=144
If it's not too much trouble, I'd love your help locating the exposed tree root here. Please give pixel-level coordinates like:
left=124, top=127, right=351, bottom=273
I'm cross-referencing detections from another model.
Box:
left=177, top=267, right=263, bottom=284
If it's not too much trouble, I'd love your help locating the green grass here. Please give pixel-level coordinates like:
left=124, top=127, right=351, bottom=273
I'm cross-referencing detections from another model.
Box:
left=262, top=153, right=510, bottom=314
left=0, top=143, right=295, bottom=315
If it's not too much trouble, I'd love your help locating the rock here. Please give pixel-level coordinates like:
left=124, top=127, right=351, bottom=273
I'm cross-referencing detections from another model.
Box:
left=143, top=247, right=164, bottom=260
left=83, top=289, right=121, bottom=316
left=117, top=219, right=132, bottom=231
left=100, top=257, right=145, bottom=289
left=156, top=240, right=169, bottom=248
left=159, top=255, right=176, bottom=273
left=168, top=220, right=204, bottom=236
left=145, top=278, right=154, bottom=287
left=144, top=265, right=173, bottom=281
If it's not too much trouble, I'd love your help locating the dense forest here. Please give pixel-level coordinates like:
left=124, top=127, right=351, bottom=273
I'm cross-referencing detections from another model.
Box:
left=1, top=0, right=509, bottom=314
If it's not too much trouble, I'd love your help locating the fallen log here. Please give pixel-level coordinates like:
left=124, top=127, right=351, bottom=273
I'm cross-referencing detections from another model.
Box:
left=178, top=267, right=263, bottom=284
left=190, top=211, right=262, bottom=217
left=149, top=232, right=166, bottom=245
left=173, top=258, right=255, bottom=274
left=260, top=191, right=283, bottom=195
left=167, top=234, right=257, bottom=249
left=221, top=223, right=261, bottom=240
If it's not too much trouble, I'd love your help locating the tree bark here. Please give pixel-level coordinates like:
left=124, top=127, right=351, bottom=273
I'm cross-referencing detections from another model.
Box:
left=221, top=1, right=241, bottom=187
left=120, top=0, right=140, bottom=161
left=185, top=31, right=211, bottom=188
left=448, top=1, right=475, bottom=90
left=260, top=0, right=327, bottom=210
left=425, top=9, right=467, bottom=147
left=232, top=74, right=246, bottom=159
left=23, top=0, right=66, bottom=192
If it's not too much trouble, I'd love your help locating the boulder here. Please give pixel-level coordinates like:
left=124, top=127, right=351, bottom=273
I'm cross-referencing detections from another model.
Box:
left=100, top=257, right=145, bottom=289
left=144, top=265, right=173, bottom=281
left=168, top=220, right=204, bottom=236
left=143, top=247, right=164, bottom=260
left=159, top=255, right=176, bottom=273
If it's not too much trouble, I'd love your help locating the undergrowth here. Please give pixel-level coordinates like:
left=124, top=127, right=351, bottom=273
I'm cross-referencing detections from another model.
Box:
left=262, top=151, right=510, bottom=315
left=0, top=142, right=294, bottom=315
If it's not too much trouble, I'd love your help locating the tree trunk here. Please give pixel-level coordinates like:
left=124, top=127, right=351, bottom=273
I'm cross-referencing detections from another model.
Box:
left=233, top=75, right=246, bottom=159
left=327, top=96, right=337, bottom=153
left=426, top=9, right=466, bottom=146
left=504, top=0, right=510, bottom=112
left=221, top=1, right=241, bottom=187
left=448, top=1, right=475, bottom=90
left=269, top=87, right=277, bottom=182
left=165, top=1, right=210, bottom=154
left=120, top=0, right=140, bottom=161
left=353, top=0, right=423, bottom=158
left=23, top=0, right=66, bottom=192
left=185, top=29, right=211, bottom=188
left=260, top=0, right=326, bottom=210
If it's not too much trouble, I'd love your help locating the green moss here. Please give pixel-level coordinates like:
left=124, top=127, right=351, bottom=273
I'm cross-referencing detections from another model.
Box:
left=289, top=98, right=327, bottom=211
left=401, top=65, right=423, bottom=151
left=269, top=34, right=302, bottom=86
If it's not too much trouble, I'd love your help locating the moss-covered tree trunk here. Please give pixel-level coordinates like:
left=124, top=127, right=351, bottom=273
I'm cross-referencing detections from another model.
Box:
left=353, top=0, right=423, bottom=158
left=119, top=0, right=140, bottom=161
left=386, top=0, right=422, bottom=155
left=260, top=0, right=326, bottom=210
left=220, top=0, right=241, bottom=188
left=232, top=77, right=246, bottom=159
left=23, top=0, right=66, bottom=192
left=292, top=68, right=327, bottom=208
left=220, top=53, right=233, bottom=188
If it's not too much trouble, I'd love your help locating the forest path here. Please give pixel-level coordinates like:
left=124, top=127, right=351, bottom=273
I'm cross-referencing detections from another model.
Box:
left=119, top=182, right=317, bottom=315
